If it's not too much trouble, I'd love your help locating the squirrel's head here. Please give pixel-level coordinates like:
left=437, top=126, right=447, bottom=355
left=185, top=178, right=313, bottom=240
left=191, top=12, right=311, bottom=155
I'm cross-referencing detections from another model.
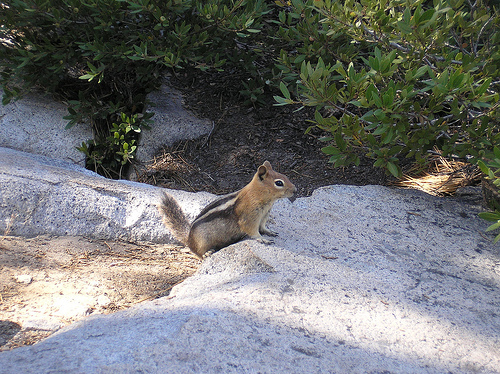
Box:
left=256, top=161, right=297, bottom=202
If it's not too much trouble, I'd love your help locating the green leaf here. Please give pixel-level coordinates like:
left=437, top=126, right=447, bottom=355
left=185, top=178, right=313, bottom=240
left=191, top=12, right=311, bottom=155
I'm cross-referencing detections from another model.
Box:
left=373, top=109, right=386, bottom=121
left=372, top=91, right=382, bottom=107
left=479, top=212, right=500, bottom=221
left=485, top=220, right=500, bottom=232
left=335, top=63, right=347, bottom=78
left=87, top=61, right=97, bottom=72
left=293, top=55, right=306, bottom=64
left=273, top=95, right=293, bottom=106
left=493, top=233, right=500, bottom=243
left=476, top=78, right=492, bottom=96
left=280, top=81, right=291, bottom=99
left=382, top=87, right=395, bottom=108
left=334, top=132, right=346, bottom=151
left=382, top=128, right=395, bottom=144
left=373, top=124, right=388, bottom=136
left=366, top=83, right=378, bottom=101
left=414, top=66, right=429, bottom=80
left=278, top=11, right=286, bottom=23
left=127, top=55, right=144, bottom=61
left=419, top=9, right=437, bottom=29
left=477, top=160, right=490, bottom=175
left=397, top=20, right=412, bottom=34
left=2, top=95, right=12, bottom=105
left=321, top=146, right=340, bottom=155
left=386, top=161, right=401, bottom=178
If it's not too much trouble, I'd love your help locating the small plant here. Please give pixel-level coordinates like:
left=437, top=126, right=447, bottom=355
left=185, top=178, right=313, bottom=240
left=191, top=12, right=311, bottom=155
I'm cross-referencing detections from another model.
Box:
left=77, top=113, right=150, bottom=179
left=240, top=80, right=265, bottom=106
left=478, top=148, right=500, bottom=243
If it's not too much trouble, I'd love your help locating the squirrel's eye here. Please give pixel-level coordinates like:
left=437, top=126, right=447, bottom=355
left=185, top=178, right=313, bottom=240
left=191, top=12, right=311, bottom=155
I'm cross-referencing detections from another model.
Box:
left=275, top=180, right=284, bottom=187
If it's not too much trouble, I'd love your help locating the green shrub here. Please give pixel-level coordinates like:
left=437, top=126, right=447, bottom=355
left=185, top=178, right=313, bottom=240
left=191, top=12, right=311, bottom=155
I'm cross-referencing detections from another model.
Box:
left=2, top=0, right=498, bottom=179
left=77, top=112, right=151, bottom=179
left=1, top=0, right=271, bottom=102
left=274, top=0, right=500, bottom=177
left=0, top=0, right=271, bottom=176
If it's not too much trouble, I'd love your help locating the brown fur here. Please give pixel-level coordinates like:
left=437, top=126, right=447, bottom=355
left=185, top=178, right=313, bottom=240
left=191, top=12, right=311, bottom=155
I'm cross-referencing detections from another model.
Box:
left=159, top=161, right=296, bottom=258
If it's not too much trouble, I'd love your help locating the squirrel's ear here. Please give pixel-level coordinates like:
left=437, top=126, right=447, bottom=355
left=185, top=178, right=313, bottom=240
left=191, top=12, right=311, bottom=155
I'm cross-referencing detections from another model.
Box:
left=257, top=163, right=269, bottom=181
left=263, top=161, right=272, bottom=170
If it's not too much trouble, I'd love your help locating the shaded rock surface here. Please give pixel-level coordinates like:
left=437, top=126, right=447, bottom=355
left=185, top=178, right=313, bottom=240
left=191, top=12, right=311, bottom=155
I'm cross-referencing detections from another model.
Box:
left=137, top=83, right=212, bottom=164
left=0, top=92, right=91, bottom=166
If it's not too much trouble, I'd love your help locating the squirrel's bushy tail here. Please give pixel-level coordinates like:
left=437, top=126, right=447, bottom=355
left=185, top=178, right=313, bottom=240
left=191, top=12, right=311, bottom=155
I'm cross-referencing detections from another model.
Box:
left=159, top=193, right=190, bottom=245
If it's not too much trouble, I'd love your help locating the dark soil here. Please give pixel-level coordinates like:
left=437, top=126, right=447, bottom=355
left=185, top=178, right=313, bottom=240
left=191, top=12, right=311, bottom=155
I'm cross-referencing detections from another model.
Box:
left=138, top=68, right=394, bottom=196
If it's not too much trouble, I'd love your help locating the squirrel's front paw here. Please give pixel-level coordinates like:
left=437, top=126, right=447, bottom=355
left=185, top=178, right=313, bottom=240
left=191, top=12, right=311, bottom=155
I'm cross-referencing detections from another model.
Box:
left=256, top=237, right=274, bottom=245
left=260, top=228, right=278, bottom=237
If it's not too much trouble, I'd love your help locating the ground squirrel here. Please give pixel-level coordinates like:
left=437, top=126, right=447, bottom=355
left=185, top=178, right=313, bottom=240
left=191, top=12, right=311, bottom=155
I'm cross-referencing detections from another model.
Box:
left=159, top=161, right=297, bottom=258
